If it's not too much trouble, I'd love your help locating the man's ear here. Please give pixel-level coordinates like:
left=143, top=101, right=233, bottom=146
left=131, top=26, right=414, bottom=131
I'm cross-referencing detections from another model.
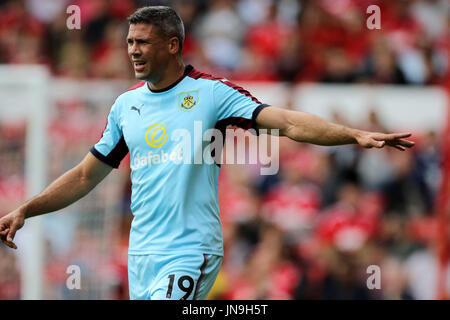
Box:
left=168, top=36, right=180, bottom=54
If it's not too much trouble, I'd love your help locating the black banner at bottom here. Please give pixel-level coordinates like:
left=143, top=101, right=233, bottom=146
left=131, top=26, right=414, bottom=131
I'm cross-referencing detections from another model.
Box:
left=0, top=300, right=444, bottom=319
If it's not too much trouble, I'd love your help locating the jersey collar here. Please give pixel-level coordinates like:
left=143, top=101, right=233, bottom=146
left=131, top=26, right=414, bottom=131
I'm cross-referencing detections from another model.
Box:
left=147, top=65, right=194, bottom=93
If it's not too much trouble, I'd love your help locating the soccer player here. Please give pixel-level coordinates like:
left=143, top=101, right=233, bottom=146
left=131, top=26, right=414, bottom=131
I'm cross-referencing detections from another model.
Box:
left=0, top=6, right=414, bottom=300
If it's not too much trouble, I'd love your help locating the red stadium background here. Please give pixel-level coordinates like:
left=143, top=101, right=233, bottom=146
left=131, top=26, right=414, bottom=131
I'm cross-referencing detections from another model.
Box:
left=0, top=0, right=449, bottom=300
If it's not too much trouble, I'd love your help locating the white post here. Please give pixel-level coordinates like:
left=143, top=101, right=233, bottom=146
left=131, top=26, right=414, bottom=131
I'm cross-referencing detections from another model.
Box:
left=21, top=66, right=49, bottom=300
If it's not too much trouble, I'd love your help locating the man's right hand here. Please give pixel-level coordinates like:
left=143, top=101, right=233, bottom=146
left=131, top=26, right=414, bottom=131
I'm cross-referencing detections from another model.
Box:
left=0, top=209, right=25, bottom=249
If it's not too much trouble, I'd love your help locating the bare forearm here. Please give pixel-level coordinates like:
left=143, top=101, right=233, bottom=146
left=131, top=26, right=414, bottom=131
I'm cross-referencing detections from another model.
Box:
left=284, top=112, right=362, bottom=146
left=21, top=167, right=98, bottom=219
left=0, top=153, right=111, bottom=249
left=256, top=107, right=414, bottom=150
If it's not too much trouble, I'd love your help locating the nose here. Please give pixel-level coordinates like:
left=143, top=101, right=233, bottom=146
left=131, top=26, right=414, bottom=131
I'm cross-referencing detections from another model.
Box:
left=128, top=42, right=141, bottom=56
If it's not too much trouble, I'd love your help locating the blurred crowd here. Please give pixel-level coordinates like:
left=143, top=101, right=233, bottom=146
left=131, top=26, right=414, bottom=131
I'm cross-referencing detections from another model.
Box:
left=0, top=107, right=445, bottom=299
left=0, top=0, right=449, bottom=84
left=0, top=0, right=450, bottom=300
left=212, top=123, right=443, bottom=299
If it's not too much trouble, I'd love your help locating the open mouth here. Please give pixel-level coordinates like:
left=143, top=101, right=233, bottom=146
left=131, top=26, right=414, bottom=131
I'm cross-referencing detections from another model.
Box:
left=134, top=61, right=146, bottom=72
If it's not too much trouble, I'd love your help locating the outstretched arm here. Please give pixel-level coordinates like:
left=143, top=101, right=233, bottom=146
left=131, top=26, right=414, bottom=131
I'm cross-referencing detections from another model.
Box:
left=0, top=152, right=113, bottom=249
left=255, top=106, right=415, bottom=151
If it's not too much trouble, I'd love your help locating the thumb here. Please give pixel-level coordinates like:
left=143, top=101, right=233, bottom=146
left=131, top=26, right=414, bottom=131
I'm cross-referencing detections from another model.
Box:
left=375, top=140, right=385, bottom=148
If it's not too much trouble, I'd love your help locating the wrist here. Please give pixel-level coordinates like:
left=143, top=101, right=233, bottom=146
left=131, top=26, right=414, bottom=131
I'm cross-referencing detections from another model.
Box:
left=18, top=204, right=30, bottom=219
left=349, top=128, right=363, bottom=144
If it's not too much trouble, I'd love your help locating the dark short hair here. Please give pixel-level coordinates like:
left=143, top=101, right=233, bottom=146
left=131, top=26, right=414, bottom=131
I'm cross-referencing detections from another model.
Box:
left=127, top=6, right=185, bottom=53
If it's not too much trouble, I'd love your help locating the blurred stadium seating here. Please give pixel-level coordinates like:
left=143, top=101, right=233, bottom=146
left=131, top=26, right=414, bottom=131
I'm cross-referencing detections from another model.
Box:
left=0, top=0, right=449, bottom=299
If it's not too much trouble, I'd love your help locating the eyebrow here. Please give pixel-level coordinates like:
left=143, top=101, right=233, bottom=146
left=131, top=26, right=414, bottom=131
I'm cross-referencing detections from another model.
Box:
left=127, top=37, right=150, bottom=42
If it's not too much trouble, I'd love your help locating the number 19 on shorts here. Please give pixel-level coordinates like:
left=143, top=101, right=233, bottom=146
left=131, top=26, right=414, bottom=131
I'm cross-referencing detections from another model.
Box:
left=166, top=274, right=195, bottom=300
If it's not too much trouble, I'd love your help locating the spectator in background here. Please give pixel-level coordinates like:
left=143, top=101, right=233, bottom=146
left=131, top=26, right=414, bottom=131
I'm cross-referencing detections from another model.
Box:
left=316, top=178, right=380, bottom=254
left=261, top=144, right=322, bottom=237
left=378, top=253, right=414, bottom=299
left=382, top=149, right=427, bottom=216
left=0, top=0, right=448, bottom=84
left=55, top=33, right=90, bottom=78
left=222, top=224, right=300, bottom=299
left=413, top=130, right=442, bottom=213
left=90, top=21, right=132, bottom=78
left=0, top=0, right=47, bottom=65
left=194, top=0, right=244, bottom=70
left=361, top=37, right=408, bottom=84
left=404, top=235, right=450, bottom=300
left=173, top=0, right=202, bottom=61
left=321, top=47, right=358, bottom=83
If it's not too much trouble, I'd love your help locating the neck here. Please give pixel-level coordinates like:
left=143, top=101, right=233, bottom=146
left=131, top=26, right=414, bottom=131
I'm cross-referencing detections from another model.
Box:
left=147, top=57, right=185, bottom=91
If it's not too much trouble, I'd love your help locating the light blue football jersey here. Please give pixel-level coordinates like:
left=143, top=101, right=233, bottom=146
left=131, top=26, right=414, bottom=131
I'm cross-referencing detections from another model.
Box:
left=91, top=65, right=268, bottom=256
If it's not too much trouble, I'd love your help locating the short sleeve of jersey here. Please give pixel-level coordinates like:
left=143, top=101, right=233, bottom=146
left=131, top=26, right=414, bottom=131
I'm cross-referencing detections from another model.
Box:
left=214, top=80, right=268, bottom=130
left=90, top=102, right=129, bottom=169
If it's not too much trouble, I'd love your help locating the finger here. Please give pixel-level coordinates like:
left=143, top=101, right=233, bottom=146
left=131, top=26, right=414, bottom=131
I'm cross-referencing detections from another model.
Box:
left=387, top=139, right=415, bottom=148
left=1, top=230, right=17, bottom=249
left=0, top=228, right=9, bottom=236
left=0, top=223, right=7, bottom=232
left=389, top=144, right=406, bottom=151
left=397, top=139, right=415, bottom=147
left=390, top=132, right=412, bottom=139
left=1, top=238, right=17, bottom=249
left=374, top=133, right=412, bottom=141
left=7, top=224, right=18, bottom=243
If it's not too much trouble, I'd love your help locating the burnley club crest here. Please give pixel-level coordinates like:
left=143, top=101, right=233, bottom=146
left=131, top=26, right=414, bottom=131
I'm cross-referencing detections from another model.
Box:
left=179, top=90, right=198, bottom=111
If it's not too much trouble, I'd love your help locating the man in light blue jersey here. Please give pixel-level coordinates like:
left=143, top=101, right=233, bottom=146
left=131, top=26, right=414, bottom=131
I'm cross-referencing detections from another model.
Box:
left=0, top=6, right=414, bottom=300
